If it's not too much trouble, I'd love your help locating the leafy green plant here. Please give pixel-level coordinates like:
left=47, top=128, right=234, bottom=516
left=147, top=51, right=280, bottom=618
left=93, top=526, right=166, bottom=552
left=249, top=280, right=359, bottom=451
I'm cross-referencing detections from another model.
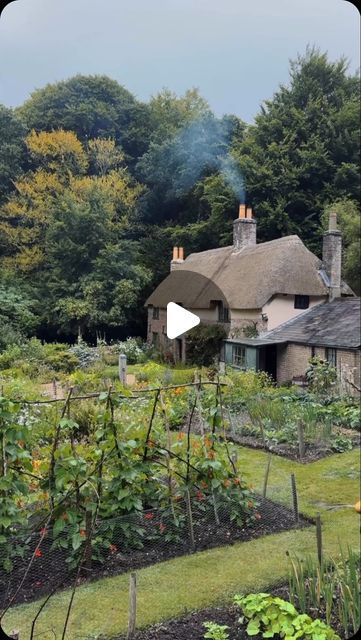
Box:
left=235, top=593, right=340, bottom=639
left=0, top=396, right=32, bottom=571
left=186, top=324, right=227, bottom=366
left=203, top=621, right=230, bottom=639
left=306, top=358, right=337, bottom=395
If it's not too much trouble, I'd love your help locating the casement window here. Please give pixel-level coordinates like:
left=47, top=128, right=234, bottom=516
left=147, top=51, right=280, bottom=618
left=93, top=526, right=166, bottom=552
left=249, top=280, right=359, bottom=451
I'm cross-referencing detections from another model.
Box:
left=218, top=303, right=230, bottom=322
left=152, top=307, right=160, bottom=320
left=232, top=345, right=246, bottom=368
left=294, top=295, right=310, bottom=309
left=326, top=348, right=337, bottom=367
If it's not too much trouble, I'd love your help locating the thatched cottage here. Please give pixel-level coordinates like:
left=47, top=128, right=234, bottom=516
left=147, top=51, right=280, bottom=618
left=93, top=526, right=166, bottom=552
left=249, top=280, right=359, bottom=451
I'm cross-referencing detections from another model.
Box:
left=146, top=205, right=357, bottom=384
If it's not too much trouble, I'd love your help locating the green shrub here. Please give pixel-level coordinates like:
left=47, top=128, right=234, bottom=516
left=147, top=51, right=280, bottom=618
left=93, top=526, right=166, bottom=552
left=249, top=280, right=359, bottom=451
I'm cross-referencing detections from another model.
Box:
left=186, top=324, right=227, bottom=366
left=306, top=357, right=337, bottom=394
left=235, top=592, right=340, bottom=640
left=112, top=337, right=149, bottom=364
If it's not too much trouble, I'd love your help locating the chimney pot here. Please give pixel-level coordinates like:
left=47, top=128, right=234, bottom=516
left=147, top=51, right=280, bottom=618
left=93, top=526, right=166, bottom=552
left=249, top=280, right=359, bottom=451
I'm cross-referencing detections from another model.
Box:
left=239, top=204, right=246, bottom=219
left=178, top=247, right=184, bottom=260
left=172, top=246, right=179, bottom=261
left=246, top=207, right=253, bottom=219
left=328, top=211, right=338, bottom=232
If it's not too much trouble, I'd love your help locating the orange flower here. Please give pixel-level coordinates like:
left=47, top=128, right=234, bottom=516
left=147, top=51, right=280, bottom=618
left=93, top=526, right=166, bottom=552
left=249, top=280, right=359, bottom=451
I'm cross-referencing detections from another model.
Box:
left=247, top=500, right=254, bottom=508
left=174, top=387, right=184, bottom=395
left=32, top=460, right=41, bottom=470
left=233, top=478, right=241, bottom=485
left=177, top=432, right=185, bottom=441
left=196, top=490, right=205, bottom=501
left=144, top=512, right=154, bottom=520
left=109, top=544, right=118, bottom=554
left=223, top=479, right=231, bottom=488
left=34, top=548, right=42, bottom=558
left=80, top=529, right=86, bottom=538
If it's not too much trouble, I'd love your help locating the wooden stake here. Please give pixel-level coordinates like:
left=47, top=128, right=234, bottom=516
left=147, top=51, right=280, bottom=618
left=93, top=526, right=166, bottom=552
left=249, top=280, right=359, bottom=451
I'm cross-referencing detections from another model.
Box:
left=297, top=421, right=305, bottom=460
left=316, top=513, right=322, bottom=566
left=185, top=488, right=195, bottom=552
left=84, top=510, right=93, bottom=573
left=262, top=453, right=272, bottom=498
left=290, top=473, right=299, bottom=523
left=127, top=573, right=137, bottom=639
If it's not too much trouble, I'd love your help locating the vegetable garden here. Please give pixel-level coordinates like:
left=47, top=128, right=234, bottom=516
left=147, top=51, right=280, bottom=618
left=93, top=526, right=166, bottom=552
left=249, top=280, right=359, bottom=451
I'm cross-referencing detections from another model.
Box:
left=0, top=352, right=359, bottom=640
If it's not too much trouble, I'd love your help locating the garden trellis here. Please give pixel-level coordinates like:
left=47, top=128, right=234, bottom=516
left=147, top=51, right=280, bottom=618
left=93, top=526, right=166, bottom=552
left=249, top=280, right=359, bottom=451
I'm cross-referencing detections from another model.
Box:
left=0, top=375, right=358, bottom=639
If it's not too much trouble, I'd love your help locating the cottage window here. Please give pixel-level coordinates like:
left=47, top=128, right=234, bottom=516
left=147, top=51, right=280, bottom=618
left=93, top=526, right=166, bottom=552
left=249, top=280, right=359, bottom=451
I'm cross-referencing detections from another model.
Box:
left=152, top=307, right=160, bottom=320
left=326, top=348, right=337, bottom=367
left=294, top=295, right=309, bottom=309
left=218, top=303, right=230, bottom=322
left=152, top=332, right=159, bottom=347
left=232, top=345, right=246, bottom=368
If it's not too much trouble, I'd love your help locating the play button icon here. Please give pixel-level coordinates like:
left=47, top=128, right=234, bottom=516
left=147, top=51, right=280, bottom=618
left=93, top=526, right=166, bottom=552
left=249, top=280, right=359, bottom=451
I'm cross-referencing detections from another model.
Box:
left=166, top=302, right=200, bottom=339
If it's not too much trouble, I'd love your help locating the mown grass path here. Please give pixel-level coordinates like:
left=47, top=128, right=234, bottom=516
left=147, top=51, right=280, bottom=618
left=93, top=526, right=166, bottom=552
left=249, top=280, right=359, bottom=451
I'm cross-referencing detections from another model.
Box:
left=3, top=448, right=360, bottom=639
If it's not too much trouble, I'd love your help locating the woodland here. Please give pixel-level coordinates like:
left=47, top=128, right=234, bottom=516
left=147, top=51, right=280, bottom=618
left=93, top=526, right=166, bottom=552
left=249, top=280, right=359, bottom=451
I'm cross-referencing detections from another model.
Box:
left=0, top=48, right=360, bottom=345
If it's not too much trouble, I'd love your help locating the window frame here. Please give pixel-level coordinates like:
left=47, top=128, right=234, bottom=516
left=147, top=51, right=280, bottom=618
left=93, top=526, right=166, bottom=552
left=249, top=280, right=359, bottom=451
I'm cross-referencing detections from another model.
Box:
left=325, top=347, right=337, bottom=367
left=218, top=303, right=230, bottom=323
left=232, top=344, right=246, bottom=368
left=294, top=295, right=310, bottom=310
left=152, top=306, right=160, bottom=320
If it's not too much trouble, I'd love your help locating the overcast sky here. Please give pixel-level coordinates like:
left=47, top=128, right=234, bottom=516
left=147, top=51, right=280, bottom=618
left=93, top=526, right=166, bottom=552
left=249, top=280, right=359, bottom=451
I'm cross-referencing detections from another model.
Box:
left=0, top=0, right=359, bottom=122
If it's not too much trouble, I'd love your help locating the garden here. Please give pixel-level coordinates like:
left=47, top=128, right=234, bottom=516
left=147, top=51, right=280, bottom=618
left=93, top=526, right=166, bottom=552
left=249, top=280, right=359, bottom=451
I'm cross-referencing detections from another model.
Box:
left=0, top=338, right=359, bottom=640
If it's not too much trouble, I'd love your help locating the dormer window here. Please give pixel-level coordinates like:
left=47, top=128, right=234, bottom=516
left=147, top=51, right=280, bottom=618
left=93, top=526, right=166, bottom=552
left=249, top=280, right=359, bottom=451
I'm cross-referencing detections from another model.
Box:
left=294, top=295, right=309, bottom=310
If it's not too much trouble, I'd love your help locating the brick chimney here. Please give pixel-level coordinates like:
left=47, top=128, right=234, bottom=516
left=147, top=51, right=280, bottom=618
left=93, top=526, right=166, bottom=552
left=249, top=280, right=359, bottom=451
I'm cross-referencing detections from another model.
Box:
left=233, top=204, right=256, bottom=251
left=322, top=211, right=342, bottom=300
left=171, top=246, right=185, bottom=271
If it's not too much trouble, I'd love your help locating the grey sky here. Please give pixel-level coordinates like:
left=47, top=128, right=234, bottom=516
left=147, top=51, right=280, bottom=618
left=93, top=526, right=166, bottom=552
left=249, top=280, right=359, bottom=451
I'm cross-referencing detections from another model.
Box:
left=0, top=0, right=359, bottom=122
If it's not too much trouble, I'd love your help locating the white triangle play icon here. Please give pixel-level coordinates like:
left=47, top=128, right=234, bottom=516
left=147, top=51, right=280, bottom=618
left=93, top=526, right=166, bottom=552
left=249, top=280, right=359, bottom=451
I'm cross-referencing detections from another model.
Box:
left=167, top=302, right=200, bottom=339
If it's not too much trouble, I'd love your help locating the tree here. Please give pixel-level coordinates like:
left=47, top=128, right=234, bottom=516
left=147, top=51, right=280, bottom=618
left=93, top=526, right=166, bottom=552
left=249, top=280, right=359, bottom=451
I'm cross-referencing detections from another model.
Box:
left=236, top=48, right=360, bottom=249
left=0, top=130, right=141, bottom=272
left=88, top=138, right=124, bottom=176
left=0, top=104, right=27, bottom=202
left=16, top=75, right=151, bottom=166
left=44, top=193, right=150, bottom=338
left=0, top=281, right=39, bottom=349
left=137, top=113, right=242, bottom=225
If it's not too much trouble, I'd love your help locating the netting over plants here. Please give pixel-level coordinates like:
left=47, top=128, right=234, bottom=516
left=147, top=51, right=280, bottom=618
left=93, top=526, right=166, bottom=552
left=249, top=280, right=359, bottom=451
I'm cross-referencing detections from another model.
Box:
left=0, top=375, right=359, bottom=640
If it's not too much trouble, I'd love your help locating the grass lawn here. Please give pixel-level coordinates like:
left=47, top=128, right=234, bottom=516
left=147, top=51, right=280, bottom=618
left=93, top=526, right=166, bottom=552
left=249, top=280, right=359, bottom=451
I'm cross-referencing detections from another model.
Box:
left=2, top=449, right=360, bottom=639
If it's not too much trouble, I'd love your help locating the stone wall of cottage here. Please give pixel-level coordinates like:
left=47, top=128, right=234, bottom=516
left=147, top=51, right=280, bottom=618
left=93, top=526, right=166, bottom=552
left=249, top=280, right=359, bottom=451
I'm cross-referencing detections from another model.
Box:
left=147, top=307, right=186, bottom=362
left=277, top=343, right=360, bottom=396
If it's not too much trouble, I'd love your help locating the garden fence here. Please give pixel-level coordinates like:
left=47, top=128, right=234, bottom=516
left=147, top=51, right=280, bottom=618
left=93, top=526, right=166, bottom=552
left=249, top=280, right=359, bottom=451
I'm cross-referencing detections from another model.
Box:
left=0, top=380, right=358, bottom=640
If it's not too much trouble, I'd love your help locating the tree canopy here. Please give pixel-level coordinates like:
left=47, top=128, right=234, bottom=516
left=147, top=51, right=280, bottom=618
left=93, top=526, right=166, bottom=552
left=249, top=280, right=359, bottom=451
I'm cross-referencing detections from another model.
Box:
left=0, top=49, right=359, bottom=343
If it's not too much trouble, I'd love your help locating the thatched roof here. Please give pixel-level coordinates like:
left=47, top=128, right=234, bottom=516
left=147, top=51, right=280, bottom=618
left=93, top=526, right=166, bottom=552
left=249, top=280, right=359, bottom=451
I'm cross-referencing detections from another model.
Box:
left=262, top=298, right=361, bottom=349
left=147, top=235, right=352, bottom=309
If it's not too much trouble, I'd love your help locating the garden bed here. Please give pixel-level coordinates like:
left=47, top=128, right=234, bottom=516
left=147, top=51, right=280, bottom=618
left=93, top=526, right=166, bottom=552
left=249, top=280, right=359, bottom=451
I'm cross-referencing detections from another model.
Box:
left=225, top=431, right=360, bottom=463
left=115, top=584, right=347, bottom=640
left=180, top=412, right=360, bottom=462
left=0, top=497, right=312, bottom=607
